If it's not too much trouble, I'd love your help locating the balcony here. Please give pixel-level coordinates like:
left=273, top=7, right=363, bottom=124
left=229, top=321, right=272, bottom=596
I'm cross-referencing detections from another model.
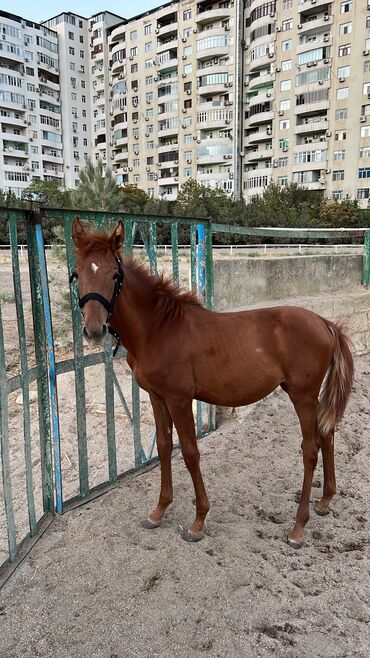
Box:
left=156, top=16, right=178, bottom=39
left=248, top=72, right=273, bottom=91
left=248, top=91, right=274, bottom=108
left=292, top=159, right=326, bottom=172
left=196, top=110, right=233, bottom=128
left=295, top=120, right=328, bottom=134
left=199, top=81, right=232, bottom=95
left=196, top=6, right=231, bottom=25
left=300, top=0, right=334, bottom=12
left=249, top=53, right=275, bottom=72
left=196, top=40, right=230, bottom=61
left=113, top=151, right=128, bottom=163
left=157, top=143, right=178, bottom=154
left=245, top=148, right=272, bottom=162
left=248, top=110, right=274, bottom=126
left=298, top=15, right=333, bottom=33
left=157, top=124, right=179, bottom=138
left=247, top=128, right=272, bottom=143
left=295, top=100, right=329, bottom=115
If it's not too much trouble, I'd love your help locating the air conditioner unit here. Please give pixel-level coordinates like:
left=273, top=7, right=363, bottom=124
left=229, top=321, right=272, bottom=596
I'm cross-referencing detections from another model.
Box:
left=324, top=14, right=329, bottom=21
left=318, top=80, right=324, bottom=85
left=297, top=24, right=302, bottom=30
left=146, top=166, right=151, bottom=171
left=311, top=0, right=316, bottom=4
left=154, top=77, right=158, bottom=81
left=278, top=110, right=284, bottom=116
left=323, top=58, right=330, bottom=64
left=363, top=50, right=369, bottom=56
left=224, top=25, right=229, bottom=31
left=133, top=119, right=138, bottom=123
left=128, top=166, right=133, bottom=171
left=182, top=55, right=187, bottom=60
left=197, top=139, right=201, bottom=143
left=339, top=77, right=345, bottom=82
left=186, top=89, right=192, bottom=95
left=145, top=132, right=149, bottom=137
left=360, top=115, right=366, bottom=122
left=276, top=27, right=281, bottom=32
left=312, top=61, right=317, bottom=66
left=275, top=67, right=281, bottom=73
left=324, top=36, right=329, bottom=43
left=325, top=130, right=332, bottom=137
left=181, top=124, right=186, bottom=128
left=133, top=87, right=138, bottom=92
left=325, top=169, right=331, bottom=174
left=307, top=62, right=312, bottom=67
left=268, top=52, right=274, bottom=58
left=182, top=108, right=187, bottom=113
left=225, top=119, right=230, bottom=124
left=174, top=160, right=179, bottom=164
left=193, top=29, right=197, bottom=34
left=318, top=177, right=325, bottom=184
left=223, top=154, right=228, bottom=159
left=266, top=91, right=272, bottom=97
left=129, top=56, right=133, bottom=60
left=182, top=73, right=187, bottom=78
left=155, top=28, right=159, bottom=34
left=182, top=37, right=187, bottom=43
left=270, top=12, right=274, bottom=18
left=146, top=100, right=151, bottom=104
left=244, top=81, right=249, bottom=87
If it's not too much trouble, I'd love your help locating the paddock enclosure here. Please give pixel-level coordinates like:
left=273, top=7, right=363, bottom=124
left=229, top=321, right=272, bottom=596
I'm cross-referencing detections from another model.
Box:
left=0, top=206, right=369, bottom=587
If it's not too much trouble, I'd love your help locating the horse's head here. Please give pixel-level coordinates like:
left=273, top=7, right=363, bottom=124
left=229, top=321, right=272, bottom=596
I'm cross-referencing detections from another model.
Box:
left=71, top=216, right=124, bottom=345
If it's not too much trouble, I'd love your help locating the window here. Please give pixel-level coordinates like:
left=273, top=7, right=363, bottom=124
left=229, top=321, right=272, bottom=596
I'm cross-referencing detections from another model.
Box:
left=332, top=191, right=343, bottom=201
left=144, top=24, right=152, bottom=35
left=340, top=1, right=352, bottom=12
left=130, top=30, right=137, bottom=41
left=280, top=79, right=291, bottom=91
left=80, top=50, right=84, bottom=58
left=184, top=64, right=193, bottom=74
left=130, top=47, right=138, bottom=57
left=282, top=0, right=293, bottom=8
left=146, top=76, right=153, bottom=85
left=336, top=87, right=349, bottom=99
left=183, top=9, right=192, bottom=20
left=335, top=108, right=348, bottom=120
left=70, top=62, right=76, bottom=71
left=184, top=134, right=192, bottom=143
left=334, top=150, right=346, bottom=160
left=363, top=82, right=370, bottom=95
left=282, top=19, right=293, bottom=31
left=367, top=16, right=370, bottom=28
left=80, top=35, right=84, bottom=43
left=277, top=176, right=288, bottom=187
left=279, top=119, right=290, bottom=130
left=360, top=147, right=370, bottom=157
left=339, top=44, right=351, bottom=57
left=364, top=60, right=370, bottom=72
left=359, top=167, right=370, bottom=178
left=278, top=157, right=288, bottom=167
left=69, top=47, right=75, bottom=55
left=68, top=31, right=74, bottom=40
left=335, top=130, right=347, bottom=140
left=361, top=126, right=370, bottom=137
left=145, top=59, right=153, bottom=69
left=145, top=42, right=153, bottom=52
left=280, top=99, right=291, bottom=111
left=357, top=188, right=370, bottom=199
left=333, top=170, right=344, bottom=181
left=338, top=66, right=350, bottom=78
left=131, top=63, right=138, bottom=73
left=81, top=95, right=86, bottom=103
left=282, top=39, right=292, bottom=52
left=281, top=60, right=292, bottom=71
left=339, top=22, right=352, bottom=35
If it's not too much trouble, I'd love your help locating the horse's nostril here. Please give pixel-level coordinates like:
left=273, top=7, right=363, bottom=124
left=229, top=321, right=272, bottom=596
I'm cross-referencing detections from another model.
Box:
left=102, top=323, right=107, bottom=335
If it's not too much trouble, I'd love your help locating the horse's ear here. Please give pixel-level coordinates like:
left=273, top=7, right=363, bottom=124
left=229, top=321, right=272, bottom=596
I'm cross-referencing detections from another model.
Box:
left=109, top=221, right=124, bottom=252
left=71, top=216, right=85, bottom=247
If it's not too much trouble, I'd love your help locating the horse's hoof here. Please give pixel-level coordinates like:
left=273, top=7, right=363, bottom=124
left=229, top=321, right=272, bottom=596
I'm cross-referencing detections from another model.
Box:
left=287, top=536, right=303, bottom=550
left=181, top=527, right=204, bottom=542
left=314, top=503, right=330, bottom=517
left=141, top=517, right=160, bottom=530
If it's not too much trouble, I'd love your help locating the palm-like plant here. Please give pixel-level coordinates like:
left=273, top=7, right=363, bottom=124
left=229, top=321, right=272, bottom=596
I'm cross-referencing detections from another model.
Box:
left=72, top=158, right=121, bottom=211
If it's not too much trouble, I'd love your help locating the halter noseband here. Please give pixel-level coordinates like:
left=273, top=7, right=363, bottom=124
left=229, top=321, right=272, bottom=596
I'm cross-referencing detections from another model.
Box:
left=69, top=256, right=124, bottom=356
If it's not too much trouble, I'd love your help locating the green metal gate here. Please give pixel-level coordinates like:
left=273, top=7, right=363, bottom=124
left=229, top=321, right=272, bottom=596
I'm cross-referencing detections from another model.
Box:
left=0, top=207, right=215, bottom=583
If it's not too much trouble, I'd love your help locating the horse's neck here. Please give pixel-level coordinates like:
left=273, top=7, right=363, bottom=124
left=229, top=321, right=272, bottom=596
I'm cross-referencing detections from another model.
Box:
left=112, top=268, right=156, bottom=356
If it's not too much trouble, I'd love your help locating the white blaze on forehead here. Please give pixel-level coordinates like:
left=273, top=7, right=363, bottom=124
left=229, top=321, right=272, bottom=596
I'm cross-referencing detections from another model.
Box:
left=91, top=262, right=99, bottom=274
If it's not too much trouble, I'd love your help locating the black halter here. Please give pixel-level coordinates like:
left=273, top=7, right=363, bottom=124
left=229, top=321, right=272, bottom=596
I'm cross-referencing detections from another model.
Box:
left=69, top=256, right=124, bottom=357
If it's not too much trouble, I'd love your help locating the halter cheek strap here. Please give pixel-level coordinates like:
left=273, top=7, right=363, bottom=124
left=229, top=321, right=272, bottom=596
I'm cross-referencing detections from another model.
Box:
left=69, top=257, right=124, bottom=356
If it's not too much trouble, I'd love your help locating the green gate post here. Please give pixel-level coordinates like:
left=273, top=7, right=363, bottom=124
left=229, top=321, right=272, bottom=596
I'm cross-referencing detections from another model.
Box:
left=363, top=230, right=370, bottom=288
left=25, top=208, right=54, bottom=513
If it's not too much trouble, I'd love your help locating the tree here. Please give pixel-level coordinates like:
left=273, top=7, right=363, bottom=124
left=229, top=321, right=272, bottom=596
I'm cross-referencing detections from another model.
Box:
left=119, top=184, right=149, bottom=213
left=25, top=179, right=72, bottom=208
left=72, top=158, right=121, bottom=211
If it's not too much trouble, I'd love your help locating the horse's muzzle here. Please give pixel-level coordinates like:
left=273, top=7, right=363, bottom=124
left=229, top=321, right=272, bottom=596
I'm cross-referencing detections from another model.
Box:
left=83, top=323, right=108, bottom=345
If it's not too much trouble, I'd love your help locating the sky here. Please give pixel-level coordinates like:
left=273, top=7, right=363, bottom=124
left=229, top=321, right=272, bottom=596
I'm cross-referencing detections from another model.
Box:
left=0, top=1, right=162, bottom=23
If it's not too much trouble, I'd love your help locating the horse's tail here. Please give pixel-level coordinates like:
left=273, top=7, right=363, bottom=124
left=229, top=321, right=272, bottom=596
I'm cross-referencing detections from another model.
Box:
left=317, top=321, right=354, bottom=437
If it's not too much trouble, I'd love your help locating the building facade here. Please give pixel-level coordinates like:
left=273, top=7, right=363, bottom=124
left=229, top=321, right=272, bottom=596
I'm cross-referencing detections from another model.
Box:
left=1, top=2, right=370, bottom=206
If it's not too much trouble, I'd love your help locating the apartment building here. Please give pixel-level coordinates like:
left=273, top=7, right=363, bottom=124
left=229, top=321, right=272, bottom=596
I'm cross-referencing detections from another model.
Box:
left=0, top=11, right=62, bottom=198
left=244, top=0, right=370, bottom=205
left=2, top=2, right=370, bottom=206
left=108, top=0, right=239, bottom=200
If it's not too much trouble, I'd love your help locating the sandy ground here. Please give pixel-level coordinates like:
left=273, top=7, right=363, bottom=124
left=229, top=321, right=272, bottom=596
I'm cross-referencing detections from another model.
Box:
left=0, top=354, right=369, bottom=658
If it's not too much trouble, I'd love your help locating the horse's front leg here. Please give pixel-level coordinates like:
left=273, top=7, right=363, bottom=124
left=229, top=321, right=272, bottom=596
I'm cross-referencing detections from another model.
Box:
left=142, top=394, right=174, bottom=529
left=167, top=398, right=210, bottom=542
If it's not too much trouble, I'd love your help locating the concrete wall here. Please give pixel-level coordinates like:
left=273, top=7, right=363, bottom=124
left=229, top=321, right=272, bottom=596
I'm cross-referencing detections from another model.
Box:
left=214, top=254, right=363, bottom=310
left=214, top=254, right=370, bottom=356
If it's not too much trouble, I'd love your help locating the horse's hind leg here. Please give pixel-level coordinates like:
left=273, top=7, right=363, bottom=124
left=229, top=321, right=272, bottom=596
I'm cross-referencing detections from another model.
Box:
left=314, top=430, right=336, bottom=516
left=142, top=394, right=173, bottom=529
left=288, top=392, right=320, bottom=549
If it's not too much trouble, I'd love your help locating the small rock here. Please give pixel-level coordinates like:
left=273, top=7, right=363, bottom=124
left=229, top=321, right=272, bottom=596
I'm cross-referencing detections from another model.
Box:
left=16, top=391, right=38, bottom=406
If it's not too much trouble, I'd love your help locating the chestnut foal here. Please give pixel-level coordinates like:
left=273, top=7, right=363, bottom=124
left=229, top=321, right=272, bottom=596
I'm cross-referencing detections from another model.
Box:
left=71, top=218, right=354, bottom=549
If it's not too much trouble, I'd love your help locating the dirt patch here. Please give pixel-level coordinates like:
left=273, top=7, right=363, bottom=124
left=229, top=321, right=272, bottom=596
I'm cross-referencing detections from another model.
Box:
left=0, top=355, right=369, bottom=658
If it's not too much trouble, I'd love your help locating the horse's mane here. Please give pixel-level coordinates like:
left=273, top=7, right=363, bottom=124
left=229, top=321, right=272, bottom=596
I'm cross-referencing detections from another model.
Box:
left=74, top=229, right=201, bottom=322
